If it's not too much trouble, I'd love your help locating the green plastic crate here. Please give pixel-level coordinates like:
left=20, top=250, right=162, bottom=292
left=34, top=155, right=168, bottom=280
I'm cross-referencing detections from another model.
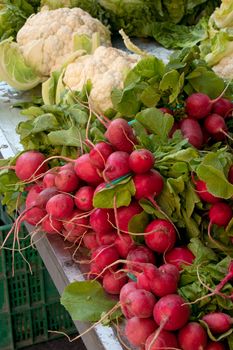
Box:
left=0, top=207, right=76, bottom=350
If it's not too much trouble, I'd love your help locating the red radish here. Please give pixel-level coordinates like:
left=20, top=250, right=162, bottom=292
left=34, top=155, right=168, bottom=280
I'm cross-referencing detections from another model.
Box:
left=96, top=230, right=117, bottom=246
left=63, top=210, right=89, bottom=236
left=43, top=173, right=56, bottom=188
left=180, top=118, right=204, bottom=149
left=133, top=169, right=164, bottom=200
left=116, top=201, right=143, bottom=233
left=145, top=219, right=176, bottom=253
left=125, top=317, right=157, bottom=347
left=185, top=92, right=212, bottom=119
left=63, top=229, right=80, bottom=243
left=15, top=151, right=48, bottom=181
left=46, top=194, right=74, bottom=219
left=209, top=202, right=232, bottom=227
left=202, top=312, right=232, bottom=334
left=206, top=342, right=226, bottom=350
left=103, top=270, right=127, bottom=295
left=74, top=154, right=102, bottom=185
left=114, top=234, right=135, bottom=258
left=165, top=246, right=195, bottom=270
left=55, top=169, right=79, bottom=192
left=127, top=245, right=156, bottom=268
left=212, top=98, right=232, bottom=118
left=178, top=322, right=208, bottom=350
left=91, top=245, right=119, bottom=274
left=41, top=216, right=63, bottom=234
left=228, top=165, right=233, bottom=184
left=149, top=264, right=179, bottom=297
left=105, top=118, right=137, bottom=153
left=195, top=179, right=220, bottom=204
left=25, top=184, right=44, bottom=208
left=125, top=289, right=156, bottom=318
left=169, top=121, right=179, bottom=138
left=129, top=149, right=154, bottom=174
left=74, top=186, right=94, bottom=211
left=60, top=162, right=74, bottom=170
left=24, top=207, right=46, bottom=226
left=153, top=294, right=190, bottom=331
left=160, top=107, right=173, bottom=115
left=83, top=231, right=99, bottom=250
left=145, top=330, right=178, bottom=350
left=90, top=208, right=115, bottom=233
left=27, top=187, right=58, bottom=209
left=204, top=114, right=227, bottom=139
left=120, top=281, right=138, bottom=319
left=103, top=151, right=131, bottom=181
left=159, top=263, right=180, bottom=281
left=137, top=272, right=151, bottom=291
left=89, top=142, right=113, bottom=169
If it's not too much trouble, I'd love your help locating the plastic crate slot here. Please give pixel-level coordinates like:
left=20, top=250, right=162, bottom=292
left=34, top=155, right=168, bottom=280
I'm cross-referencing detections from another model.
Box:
left=8, top=274, right=29, bottom=310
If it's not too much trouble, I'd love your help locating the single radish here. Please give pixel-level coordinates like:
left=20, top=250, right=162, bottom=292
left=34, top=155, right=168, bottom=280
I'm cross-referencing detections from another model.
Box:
left=74, top=154, right=102, bottom=185
left=159, top=263, right=180, bottom=281
left=124, top=289, right=156, bottom=318
left=114, top=234, right=136, bottom=258
left=63, top=229, right=80, bottom=243
left=206, top=341, right=226, bottom=350
left=129, top=149, right=154, bottom=174
left=25, top=183, right=44, bottom=208
left=195, top=179, right=220, bottom=204
left=90, top=208, right=115, bottom=233
left=24, top=207, right=47, bottom=226
left=83, top=231, right=99, bottom=250
left=120, top=281, right=138, bottom=319
left=165, top=246, right=195, bottom=270
left=43, top=173, right=56, bottom=188
left=149, top=264, right=179, bottom=297
left=127, top=245, right=156, bottom=268
left=15, top=150, right=48, bottom=181
left=204, top=114, right=227, bottom=140
left=63, top=210, right=89, bottom=236
left=96, top=230, right=117, bottom=246
left=41, top=216, right=63, bottom=234
left=144, top=219, right=176, bottom=253
left=103, top=270, right=127, bottom=295
left=185, top=93, right=212, bottom=119
left=91, top=245, right=119, bottom=274
left=116, top=201, right=143, bottom=233
left=209, top=202, right=232, bottom=227
left=125, top=317, right=157, bottom=347
left=89, top=142, right=114, bottom=169
left=60, top=162, right=74, bottom=171
left=103, top=151, right=131, bottom=181
left=212, top=98, right=232, bottom=118
left=105, top=118, right=137, bottom=153
left=180, top=118, right=204, bottom=149
left=145, top=330, right=178, bottom=350
left=153, top=294, right=190, bottom=331
left=74, top=186, right=94, bottom=211
left=46, top=194, right=74, bottom=219
left=133, top=169, right=164, bottom=200
left=202, top=312, right=232, bottom=334
left=55, top=169, right=79, bottom=192
left=178, top=322, right=208, bottom=350
left=137, top=272, right=151, bottom=291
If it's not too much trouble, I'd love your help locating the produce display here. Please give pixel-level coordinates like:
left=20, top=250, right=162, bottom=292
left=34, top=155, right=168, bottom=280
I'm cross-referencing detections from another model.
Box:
left=0, top=1, right=233, bottom=350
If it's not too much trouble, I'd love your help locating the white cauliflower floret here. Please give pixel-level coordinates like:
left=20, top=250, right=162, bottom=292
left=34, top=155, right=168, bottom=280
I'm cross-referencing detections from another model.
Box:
left=16, top=7, right=111, bottom=77
left=63, top=46, right=140, bottom=113
left=212, top=52, right=233, bottom=79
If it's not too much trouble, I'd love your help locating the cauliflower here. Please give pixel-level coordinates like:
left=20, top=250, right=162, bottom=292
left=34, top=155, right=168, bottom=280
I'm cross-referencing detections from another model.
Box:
left=212, top=52, right=233, bottom=79
left=62, top=46, right=140, bottom=113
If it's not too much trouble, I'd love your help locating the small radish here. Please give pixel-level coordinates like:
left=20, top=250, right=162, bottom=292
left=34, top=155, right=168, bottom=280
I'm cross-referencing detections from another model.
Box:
left=125, top=317, right=157, bottom=347
left=74, top=154, right=102, bottom=185
left=63, top=210, right=89, bottom=236
left=145, top=219, right=176, bottom=253
left=185, top=92, right=212, bottom=119
left=145, top=330, right=178, bottom=350
left=202, top=312, right=232, bottom=334
left=180, top=118, right=204, bottom=149
left=103, top=151, right=131, bottom=181
left=195, top=179, right=220, bottom=204
left=90, top=208, right=115, bottom=233
left=116, top=201, right=143, bottom=233
left=133, top=169, right=164, bottom=200
left=54, top=169, right=79, bottom=192
left=127, top=245, right=156, bottom=268
left=206, top=341, right=226, bottom=350
left=212, top=98, right=232, bottom=118
left=153, top=294, right=190, bottom=331
left=43, top=173, right=56, bottom=188
left=178, top=322, right=208, bottom=350
left=83, top=231, right=99, bottom=250
left=165, top=246, right=195, bottom=270
left=159, top=263, right=180, bottom=281
left=103, top=270, right=127, bottom=295
left=41, top=216, right=63, bottom=234
left=209, top=202, right=232, bottom=227
left=15, top=150, right=48, bottom=181
left=129, top=149, right=154, bottom=174
left=96, top=230, right=117, bottom=246
left=148, top=264, right=179, bottom=297
left=204, top=114, right=227, bottom=139
left=91, top=245, right=119, bottom=274
left=114, top=233, right=135, bottom=258
left=120, top=281, right=138, bottom=319
left=124, top=289, right=156, bottom=318
left=89, top=142, right=114, bottom=169
left=137, top=272, right=151, bottom=291
left=74, top=186, right=94, bottom=211
left=24, top=207, right=46, bottom=226
left=105, top=118, right=137, bottom=153
left=63, top=229, right=80, bottom=243
left=46, top=194, right=74, bottom=219
left=25, top=183, right=44, bottom=208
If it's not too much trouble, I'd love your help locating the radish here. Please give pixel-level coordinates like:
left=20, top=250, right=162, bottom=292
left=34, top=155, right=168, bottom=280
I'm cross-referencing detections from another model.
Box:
left=125, top=317, right=157, bottom=347
left=105, top=118, right=137, bottom=153
left=204, top=114, right=227, bottom=140
left=54, top=169, right=79, bottom=192
left=178, top=322, right=208, bottom=350
left=91, top=245, right=119, bottom=274
left=202, top=312, right=232, bottom=334
left=160, top=107, right=173, bottom=115
left=74, top=154, right=102, bottom=185
left=63, top=210, right=89, bottom=236
left=165, top=246, right=195, bottom=270
left=133, top=169, right=164, bottom=200
left=206, top=341, right=226, bottom=350
left=90, top=208, right=115, bottom=234
left=25, top=183, right=44, bottom=208
left=46, top=194, right=74, bottom=219
left=103, top=151, right=131, bottom=181
left=74, top=186, right=94, bottom=211
left=63, top=229, right=80, bottom=243
left=43, top=173, right=56, bottom=188
left=159, top=263, right=180, bottom=281
left=83, top=231, right=99, bottom=250
left=114, top=233, right=135, bottom=258
left=153, top=294, right=190, bottom=331
left=180, top=118, right=204, bottom=149
left=185, top=92, right=212, bottom=119
left=137, top=272, right=151, bottom=291
left=96, top=230, right=117, bottom=246
left=120, top=281, right=138, bottom=319
left=145, top=219, right=176, bottom=253
left=127, top=245, right=156, bottom=268
left=41, top=216, right=63, bottom=234
left=148, top=264, right=179, bottom=297
left=102, top=270, right=127, bottom=295
left=89, top=142, right=114, bottom=169
left=212, top=98, right=232, bottom=118
left=124, top=289, right=156, bottom=318
left=209, top=202, right=232, bottom=227
left=24, top=207, right=47, bottom=226
left=195, top=179, right=220, bottom=204
left=60, top=162, right=74, bottom=171
left=116, top=201, right=143, bottom=233
left=145, top=330, right=178, bottom=350
left=27, top=187, right=58, bottom=209
left=15, top=150, right=48, bottom=181
left=129, top=149, right=154, bottom=174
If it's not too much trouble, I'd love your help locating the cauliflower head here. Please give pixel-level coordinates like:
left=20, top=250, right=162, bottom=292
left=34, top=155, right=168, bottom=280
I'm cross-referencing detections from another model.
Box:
left=62, top=46, right=139, bottom=113
left=212, top=52, right=233, bottom=79
left=17, top=7, right=111, bottom=77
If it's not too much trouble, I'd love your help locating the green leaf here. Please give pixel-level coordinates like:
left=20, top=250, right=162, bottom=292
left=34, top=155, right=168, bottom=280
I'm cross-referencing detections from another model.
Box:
left=93, top=177, right=135, bottom=209
left=61, top=281, right=120, bottom=322
left=185, top=182, right=200, bottom=218
left=48, top=126, right=84, bottom=147
left=188, top=238, right=218, bottom=264
left=128, top=210, right=149, bottom=234
left=32, top=114, right=59, bottom=133
left=159, top=70, right=184, bottom=103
